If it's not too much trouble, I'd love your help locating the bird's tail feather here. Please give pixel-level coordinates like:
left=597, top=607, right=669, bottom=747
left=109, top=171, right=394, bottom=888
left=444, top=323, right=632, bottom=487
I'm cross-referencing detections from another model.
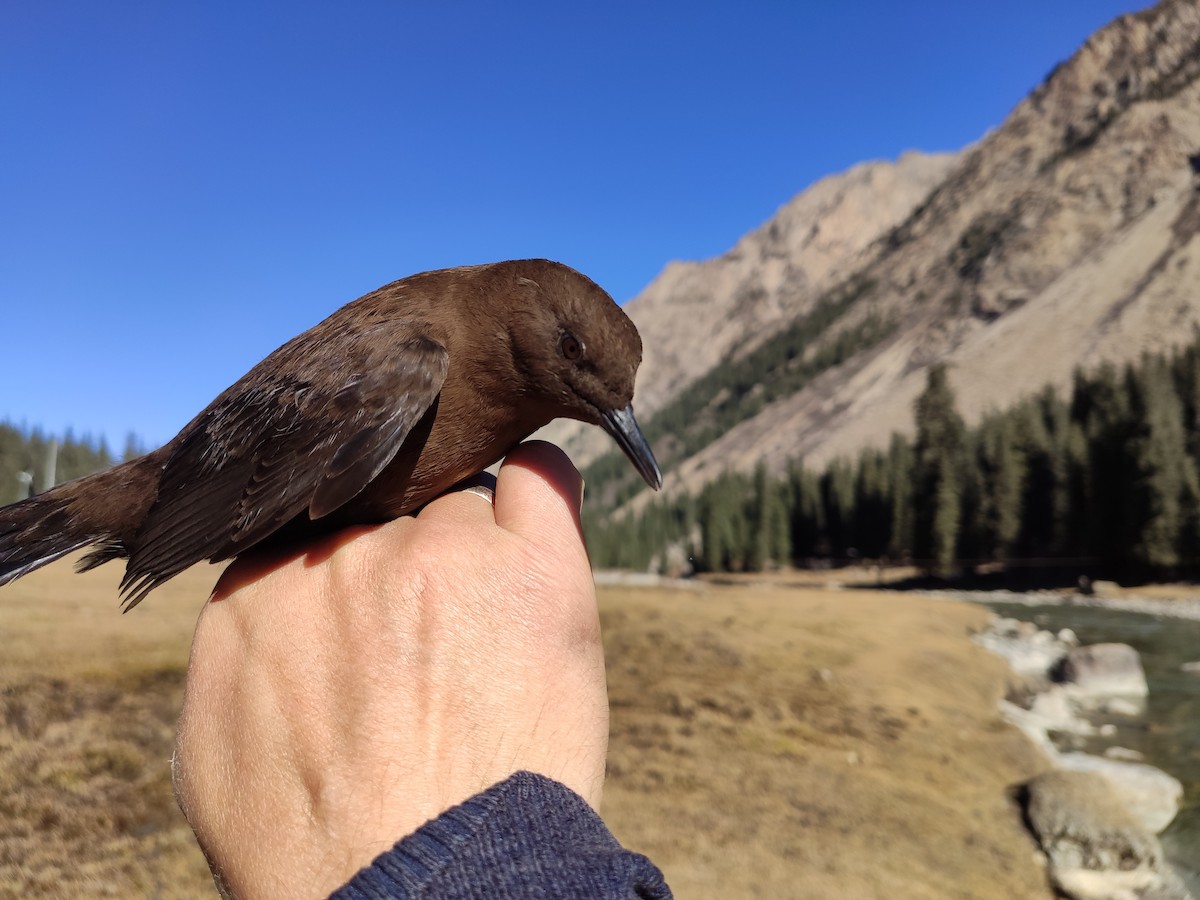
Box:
left=0, top=456, right=158, bottom=589
left=0, top=490, right=102, bottom=587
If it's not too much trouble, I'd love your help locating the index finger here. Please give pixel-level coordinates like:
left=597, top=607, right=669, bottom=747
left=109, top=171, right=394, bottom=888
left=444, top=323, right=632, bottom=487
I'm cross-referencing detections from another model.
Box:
left=493, top=442, right=585, bottom=548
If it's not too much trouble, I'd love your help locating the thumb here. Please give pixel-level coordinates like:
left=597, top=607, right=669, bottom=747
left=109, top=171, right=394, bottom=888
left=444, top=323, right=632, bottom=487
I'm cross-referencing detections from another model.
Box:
left=494, top=441, right=586, bottom=555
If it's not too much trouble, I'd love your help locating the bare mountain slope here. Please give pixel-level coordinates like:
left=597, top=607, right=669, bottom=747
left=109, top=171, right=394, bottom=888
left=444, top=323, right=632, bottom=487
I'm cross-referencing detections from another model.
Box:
left=666, top=0, right=1200, bottom=492
left=539, top=151, right=957, bottom=466
left=585, top=0, right=1200, bottom=506
left=624, top=151, right=958, bottom=416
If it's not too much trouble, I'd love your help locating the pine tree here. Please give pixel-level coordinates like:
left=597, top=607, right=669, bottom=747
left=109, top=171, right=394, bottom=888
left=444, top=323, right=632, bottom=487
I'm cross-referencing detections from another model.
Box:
left=1127, top=359, right=1189, bottom=570
left=886, top=434, right=914, bottom=560
left=821, top=458, right=856, bottom=558
left=1177, top=465, right=1200, bottom=566
left=123, top=431, right=144, bottom=463
left=853, top=447, right=892, bottom=559
left=1074, top=363, right=1136, bottom=568
left=727, top=475, right=751, bottom=570
left=698, top=473, right=755, bottom=572
left=974, top=413, right=1024, bottom=560
left=957, top=428, right=985, bottom=563
left=1061, top=419, right=1090, bottom=559
left=913, top=364, right=966, bottom=574
left=788, top=463, right=826, bottom=561
left=0, top=423, right=28, bottom=502
left=749, top=462, right=788, bottom=572
left=697, top=478, right=733, bottom=572
left=767, top=476, right=791, bottom=567
left=1013, top=401, right=1056, bottom=559
left=1038, top=387, right=1075, bottom=557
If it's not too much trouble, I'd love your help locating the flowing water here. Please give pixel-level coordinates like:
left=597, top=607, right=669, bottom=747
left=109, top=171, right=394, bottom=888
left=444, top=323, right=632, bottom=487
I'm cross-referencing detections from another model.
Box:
left=985, top=599, right=1200, bottom=887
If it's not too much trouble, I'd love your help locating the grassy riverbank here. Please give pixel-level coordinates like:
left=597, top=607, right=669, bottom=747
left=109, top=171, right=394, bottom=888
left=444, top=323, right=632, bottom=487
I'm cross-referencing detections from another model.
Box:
left=2, top=561, right=1051, bottom=898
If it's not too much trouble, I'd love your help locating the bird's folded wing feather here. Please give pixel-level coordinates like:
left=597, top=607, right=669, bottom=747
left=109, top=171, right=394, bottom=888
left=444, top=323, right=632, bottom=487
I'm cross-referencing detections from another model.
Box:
left=119, top=329, right=449, bottom=608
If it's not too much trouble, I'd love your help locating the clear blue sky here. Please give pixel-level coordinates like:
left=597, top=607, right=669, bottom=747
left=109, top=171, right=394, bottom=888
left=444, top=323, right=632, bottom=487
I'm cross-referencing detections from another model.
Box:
left=1, top=1, right=1142, bottom=450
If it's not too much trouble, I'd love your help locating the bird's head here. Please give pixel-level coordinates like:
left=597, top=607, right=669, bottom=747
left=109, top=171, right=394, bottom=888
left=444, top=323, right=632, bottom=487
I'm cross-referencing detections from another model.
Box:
left=488, top=259, right=662, bottom=491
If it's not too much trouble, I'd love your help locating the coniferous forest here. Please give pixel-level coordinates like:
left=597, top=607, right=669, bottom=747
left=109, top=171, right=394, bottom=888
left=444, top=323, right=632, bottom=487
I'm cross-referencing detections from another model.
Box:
left=7, top=326, right=1200, bottom=586
left=0, top=424, right=125, bottom=505
left=584, top=332, right=1200, bottom=582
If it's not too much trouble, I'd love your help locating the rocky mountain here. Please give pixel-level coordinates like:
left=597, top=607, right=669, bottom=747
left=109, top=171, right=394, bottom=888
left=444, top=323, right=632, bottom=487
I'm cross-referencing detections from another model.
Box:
left=621, top=152, right=959, bottom=418
left=540, top=151, right=958, bottom=466
left=563, top=0, right=1200, bottom=506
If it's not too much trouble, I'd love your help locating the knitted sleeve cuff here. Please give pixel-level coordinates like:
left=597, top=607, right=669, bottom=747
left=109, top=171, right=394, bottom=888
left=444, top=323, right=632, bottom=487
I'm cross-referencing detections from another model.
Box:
left=330, top=771, right=670, bottom=899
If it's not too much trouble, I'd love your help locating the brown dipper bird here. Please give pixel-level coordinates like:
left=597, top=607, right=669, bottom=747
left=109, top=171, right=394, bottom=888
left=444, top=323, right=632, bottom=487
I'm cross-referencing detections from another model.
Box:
left=0, top=259, right=661, bottom=609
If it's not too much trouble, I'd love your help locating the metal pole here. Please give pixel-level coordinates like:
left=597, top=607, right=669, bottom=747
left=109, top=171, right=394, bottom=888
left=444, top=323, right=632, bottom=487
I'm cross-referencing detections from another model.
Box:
left=40, top=439, right=58, bottom=493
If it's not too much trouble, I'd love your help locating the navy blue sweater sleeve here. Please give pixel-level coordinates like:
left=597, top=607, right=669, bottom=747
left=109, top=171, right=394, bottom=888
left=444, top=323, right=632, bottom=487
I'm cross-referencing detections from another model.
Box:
left=330, top=771, right=672, bottom=899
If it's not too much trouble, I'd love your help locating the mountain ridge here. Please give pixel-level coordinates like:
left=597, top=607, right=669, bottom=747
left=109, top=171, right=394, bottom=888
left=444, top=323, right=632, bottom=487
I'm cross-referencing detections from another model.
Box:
left=540, top=151, right=958, bottom=469
left=563, top=0, right=1200, bottom=509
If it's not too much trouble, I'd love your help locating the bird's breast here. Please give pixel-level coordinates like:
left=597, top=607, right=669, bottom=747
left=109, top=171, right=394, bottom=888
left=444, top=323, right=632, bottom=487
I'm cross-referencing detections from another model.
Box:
left=341, top=385, right=546, bottom=521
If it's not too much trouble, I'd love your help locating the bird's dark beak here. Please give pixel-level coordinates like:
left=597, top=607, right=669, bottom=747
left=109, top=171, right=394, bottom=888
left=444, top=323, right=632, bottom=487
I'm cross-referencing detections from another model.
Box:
left=602, top=404, right=663, bottom=491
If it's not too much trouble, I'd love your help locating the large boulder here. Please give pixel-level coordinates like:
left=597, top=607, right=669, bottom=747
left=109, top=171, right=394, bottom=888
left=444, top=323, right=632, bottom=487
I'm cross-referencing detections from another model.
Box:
left=1023, top=770, right=1189, bottom=900
left=1054, top=643, right=1149, bottom=701
left=974, top=616, right=1072, bottom=680
left=1056, top=753, right=1183, bottom=835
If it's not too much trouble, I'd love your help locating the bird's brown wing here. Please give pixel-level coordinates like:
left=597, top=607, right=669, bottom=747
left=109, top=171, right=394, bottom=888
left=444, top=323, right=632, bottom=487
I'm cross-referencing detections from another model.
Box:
left=119, top=332, right=449, bottom=609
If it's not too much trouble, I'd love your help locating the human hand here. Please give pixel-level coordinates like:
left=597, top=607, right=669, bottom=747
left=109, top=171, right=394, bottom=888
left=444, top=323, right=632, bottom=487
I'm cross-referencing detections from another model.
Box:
left=171, top=441, right=606, bottom=899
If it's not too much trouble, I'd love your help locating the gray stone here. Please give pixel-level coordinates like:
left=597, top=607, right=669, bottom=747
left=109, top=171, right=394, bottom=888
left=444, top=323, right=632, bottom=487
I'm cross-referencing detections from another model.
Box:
left=974, top=616, right=1070, bottom=679
left=998, top=699, right=1060, bottom=757
left=1023, top=770, right=1189, bottom=900
left=1056, top=644, right=1149, bottom=700
left=1104, top=746, right=1146, bottom=763
left=1057, top=753, right=1183, bottom=835
left=1102, top=697, right=1147, bottom=717
left=1028, top=686, right=1098, bottom=736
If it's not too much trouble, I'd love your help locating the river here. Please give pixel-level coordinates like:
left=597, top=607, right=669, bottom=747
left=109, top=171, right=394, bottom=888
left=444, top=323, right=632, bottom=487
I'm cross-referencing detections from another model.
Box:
left=982, top=597, right=1200, bottom=888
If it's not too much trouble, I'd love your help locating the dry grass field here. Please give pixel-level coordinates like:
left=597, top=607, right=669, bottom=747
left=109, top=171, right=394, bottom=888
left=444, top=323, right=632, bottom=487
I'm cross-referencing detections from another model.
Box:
left=1, top=559, right=1052, bottom=899
left=0, top=559, right=215, bottom=898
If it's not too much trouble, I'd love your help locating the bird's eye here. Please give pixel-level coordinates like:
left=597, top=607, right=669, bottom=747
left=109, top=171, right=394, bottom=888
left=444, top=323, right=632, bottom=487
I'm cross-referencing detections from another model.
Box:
left=560, top=332, right=584, bottom=361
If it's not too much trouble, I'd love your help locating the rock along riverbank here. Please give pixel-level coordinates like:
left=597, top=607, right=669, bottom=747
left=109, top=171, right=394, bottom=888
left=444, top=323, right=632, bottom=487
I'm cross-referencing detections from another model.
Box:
left=956, top=594, right=1196, bottom=900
